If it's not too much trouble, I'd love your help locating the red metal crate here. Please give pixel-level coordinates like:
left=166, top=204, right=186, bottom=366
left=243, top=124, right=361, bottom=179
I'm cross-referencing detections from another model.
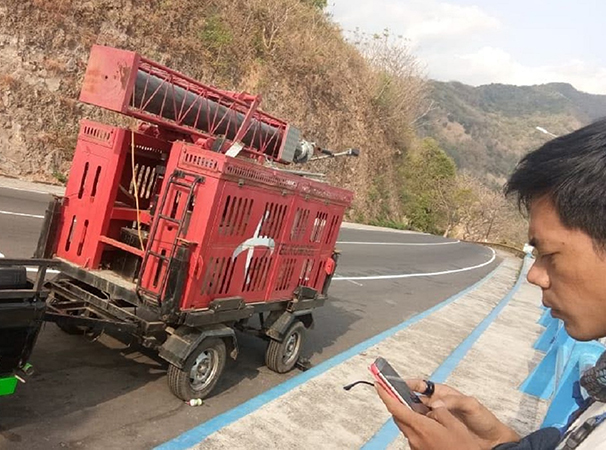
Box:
left=139, top=141, right=352, bottom=311
left=55, top=120, right=171, bottom=268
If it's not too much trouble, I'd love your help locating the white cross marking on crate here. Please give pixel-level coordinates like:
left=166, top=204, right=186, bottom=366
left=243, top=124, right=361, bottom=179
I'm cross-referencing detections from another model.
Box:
left=233, top=213, right=275, bottom=283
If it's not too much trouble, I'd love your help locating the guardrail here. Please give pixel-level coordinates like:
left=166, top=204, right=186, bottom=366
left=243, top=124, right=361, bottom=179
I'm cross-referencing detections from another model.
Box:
left=520, top=309, right=605, bottom=428
left=465, top=240, right=526, bottom=259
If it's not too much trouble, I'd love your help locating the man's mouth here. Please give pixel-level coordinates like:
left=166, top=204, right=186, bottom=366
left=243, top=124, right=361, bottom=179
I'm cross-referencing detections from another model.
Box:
left=542, top=299, right=562, bottom=319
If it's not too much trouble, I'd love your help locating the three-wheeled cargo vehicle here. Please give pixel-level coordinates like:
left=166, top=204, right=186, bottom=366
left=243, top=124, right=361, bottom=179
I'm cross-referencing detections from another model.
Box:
left=29, top=45, right=354, bottom=400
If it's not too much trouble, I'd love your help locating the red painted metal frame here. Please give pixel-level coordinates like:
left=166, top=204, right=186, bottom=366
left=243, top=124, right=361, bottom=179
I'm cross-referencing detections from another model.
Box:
left=56, top=120, right=171, bottom=268
left=79, top=45, right=292, bottom=163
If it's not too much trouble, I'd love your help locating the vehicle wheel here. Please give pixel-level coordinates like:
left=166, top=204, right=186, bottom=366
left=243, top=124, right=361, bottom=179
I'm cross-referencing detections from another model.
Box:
left=167, top=337, right=226, bottom=401
left=265, top=320, right=305, bottom=373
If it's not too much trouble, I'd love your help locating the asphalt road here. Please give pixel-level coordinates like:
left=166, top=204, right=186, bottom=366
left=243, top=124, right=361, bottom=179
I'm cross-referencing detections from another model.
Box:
left=0, top=186, right=501, bottom=449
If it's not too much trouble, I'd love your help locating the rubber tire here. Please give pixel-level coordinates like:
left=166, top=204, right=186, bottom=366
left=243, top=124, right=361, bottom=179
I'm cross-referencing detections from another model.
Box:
left=167, top=337, right=226, bottom=401
left=265, top=320, right=305, bottom=374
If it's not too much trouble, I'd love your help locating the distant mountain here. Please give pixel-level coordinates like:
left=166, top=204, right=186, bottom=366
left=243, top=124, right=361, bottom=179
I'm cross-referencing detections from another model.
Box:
left=419, top=81, right=606, bottom=185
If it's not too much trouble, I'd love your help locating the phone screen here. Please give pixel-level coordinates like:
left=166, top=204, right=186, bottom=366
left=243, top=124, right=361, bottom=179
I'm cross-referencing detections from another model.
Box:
left=371, top=357, right=429, bottom=414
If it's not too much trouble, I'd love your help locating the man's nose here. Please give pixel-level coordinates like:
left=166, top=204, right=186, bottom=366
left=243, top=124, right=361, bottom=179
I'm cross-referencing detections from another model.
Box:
left=527, top=261, right=550, bottom=289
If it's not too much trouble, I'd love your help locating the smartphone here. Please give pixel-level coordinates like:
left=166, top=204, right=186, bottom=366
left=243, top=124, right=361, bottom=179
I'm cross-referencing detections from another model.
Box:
left=370, top=357, right=429, bottom=414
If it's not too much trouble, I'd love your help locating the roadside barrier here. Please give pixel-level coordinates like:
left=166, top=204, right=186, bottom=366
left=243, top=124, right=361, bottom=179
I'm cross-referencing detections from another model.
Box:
left=520, top=312, right=605, bottom=428
left=466, top=240, right=526, bottom=258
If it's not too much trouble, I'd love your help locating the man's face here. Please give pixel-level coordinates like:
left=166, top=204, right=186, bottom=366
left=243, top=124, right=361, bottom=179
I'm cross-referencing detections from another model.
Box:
left=527, top=196, right=606, bottom=341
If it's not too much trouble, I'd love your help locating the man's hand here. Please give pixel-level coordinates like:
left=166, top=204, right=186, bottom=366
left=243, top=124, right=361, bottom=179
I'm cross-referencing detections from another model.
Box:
left=376, top=383, right=481, bottom=450
left=398, top=380, right=520, bottom=450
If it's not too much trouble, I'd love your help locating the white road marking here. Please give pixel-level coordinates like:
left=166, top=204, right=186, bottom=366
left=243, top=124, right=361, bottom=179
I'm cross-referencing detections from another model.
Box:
left=0, top=184, right=63, bottom=195
left=347, top=280, right=364, bottom=287
left=0, top=250, right=60, bottom=273
left=333, top=248, right=496, bottom=281
left=0, top=210, right=44, bottom=219
left=0, top=202, right=487, bottom=282
left=336, top=240, right=460, bottom=246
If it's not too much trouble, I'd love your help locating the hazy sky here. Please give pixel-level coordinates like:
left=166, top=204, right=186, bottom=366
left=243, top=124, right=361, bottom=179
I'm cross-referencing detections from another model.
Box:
left=327, top=0, right=606, bottom=94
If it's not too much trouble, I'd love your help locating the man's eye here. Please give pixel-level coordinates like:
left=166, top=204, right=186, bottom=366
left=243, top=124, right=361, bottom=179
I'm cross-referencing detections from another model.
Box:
left=532, top=249, right=553, bottom=260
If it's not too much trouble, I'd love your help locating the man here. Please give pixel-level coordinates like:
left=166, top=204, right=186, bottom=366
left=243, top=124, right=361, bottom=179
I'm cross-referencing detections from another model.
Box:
left=376, top=118, right=606, bottom=449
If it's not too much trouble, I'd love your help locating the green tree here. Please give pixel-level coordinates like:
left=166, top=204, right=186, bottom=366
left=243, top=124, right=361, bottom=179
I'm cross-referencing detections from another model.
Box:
left=402, top=138, right=458, bottom=234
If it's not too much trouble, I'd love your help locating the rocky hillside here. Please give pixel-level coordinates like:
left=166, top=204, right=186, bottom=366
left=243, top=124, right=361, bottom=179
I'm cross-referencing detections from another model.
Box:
left=5, top=1, right=599, bottom=243
left=0, top=0, right=426, bottom=222
left=421, top=81, right=606, bottom=185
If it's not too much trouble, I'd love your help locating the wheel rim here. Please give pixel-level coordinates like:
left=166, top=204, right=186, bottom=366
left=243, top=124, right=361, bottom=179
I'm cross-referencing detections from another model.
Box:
left=189, top=348, right=219, bottom=391
left=282, top=330, right=301, bottom=366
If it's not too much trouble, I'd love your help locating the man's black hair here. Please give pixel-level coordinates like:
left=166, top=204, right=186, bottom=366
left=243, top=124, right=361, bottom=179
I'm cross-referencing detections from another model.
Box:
left=505, top=118, right=606, bottom=248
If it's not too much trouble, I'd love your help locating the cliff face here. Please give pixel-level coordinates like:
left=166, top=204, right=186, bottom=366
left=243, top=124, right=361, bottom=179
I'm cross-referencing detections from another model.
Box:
left=0, top=0, right=425, bottom=222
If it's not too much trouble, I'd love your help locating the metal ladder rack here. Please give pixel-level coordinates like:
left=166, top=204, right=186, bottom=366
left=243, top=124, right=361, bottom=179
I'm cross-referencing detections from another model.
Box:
left=137, top=170, right=203, bottom=305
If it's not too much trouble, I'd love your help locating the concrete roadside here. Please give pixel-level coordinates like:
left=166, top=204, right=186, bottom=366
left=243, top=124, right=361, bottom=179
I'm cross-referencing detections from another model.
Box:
left=387, top=262, right=548, bottom=449
left=156, top=254, right=548, bottom=450
left=0, top=175, right=65, bottom=196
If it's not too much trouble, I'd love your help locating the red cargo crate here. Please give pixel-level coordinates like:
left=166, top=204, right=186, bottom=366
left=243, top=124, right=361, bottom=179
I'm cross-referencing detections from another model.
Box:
left=54, top=121, right=171, bottom=269
left=139, top=141, right=352, bottom=310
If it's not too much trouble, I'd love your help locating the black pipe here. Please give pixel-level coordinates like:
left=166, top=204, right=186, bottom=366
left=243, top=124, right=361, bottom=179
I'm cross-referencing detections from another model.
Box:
left=134, top=72, right=282, bottom=155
